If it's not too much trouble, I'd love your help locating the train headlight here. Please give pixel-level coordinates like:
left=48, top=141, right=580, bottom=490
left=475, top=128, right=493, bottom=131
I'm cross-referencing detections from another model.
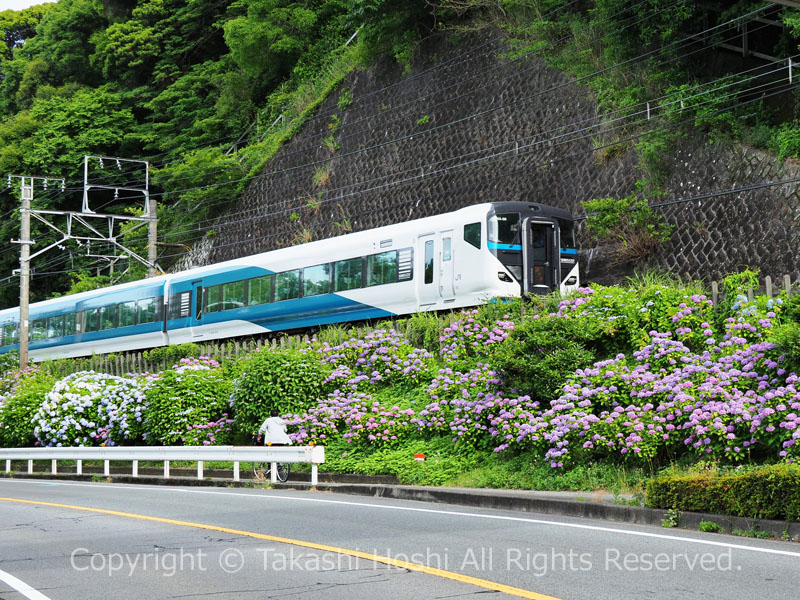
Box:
left=498, top=272, right=513, bottom=283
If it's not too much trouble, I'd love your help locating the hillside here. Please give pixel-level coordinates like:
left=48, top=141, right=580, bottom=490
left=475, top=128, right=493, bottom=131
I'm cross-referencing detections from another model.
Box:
left=1, top=1, right=799, bottom=307
left=179, top=28, right=800, bottom=286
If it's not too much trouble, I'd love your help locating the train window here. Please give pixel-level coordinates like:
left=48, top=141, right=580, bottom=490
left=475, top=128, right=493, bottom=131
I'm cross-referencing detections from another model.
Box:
left=84, top=309, right=99, bottom=333
left=488, top=213, right=520, bottom=245
left=531, top=226, right=548, bottom=262
left=248, top=276, right=272, bottom=306
left=424, top=242, right=434, bottom=284
left=46, top=316, right=64, bottom=339
left=119, top=301, right=137, bottom=327
left=464, top=223, right=481, bottom=249
left=334, top=258, right=363, bottom=292
left=304, top=264, right=331, bottom=297
left=559, top=221, right=576, bottom=249
left=195, top=288, right=203, bottom=320
left=31, top=319, right=46, bottom=341
left=65, top=313, right=76, bottom=335
left=368, top=251, right=398, bottom=286
left=3, top=323, right=17, bottom=345
left=138, top=297, right=158, bottom=324
left=222, top=281, right=245, bottom=311
left=205, top=286, right=221, bottom=313
left=443, top=237, right=452, bottom=261
left=100, top=305, right=117, bottom=330
left=275, top=270, right=300, bottom=301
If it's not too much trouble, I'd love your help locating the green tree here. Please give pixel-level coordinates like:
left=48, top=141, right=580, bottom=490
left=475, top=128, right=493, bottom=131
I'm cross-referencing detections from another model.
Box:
left=19, top=0, right=106, bottom=88
left=27, top=85, right=136, bottom=173
left=224, top=0, right=319, bottom=84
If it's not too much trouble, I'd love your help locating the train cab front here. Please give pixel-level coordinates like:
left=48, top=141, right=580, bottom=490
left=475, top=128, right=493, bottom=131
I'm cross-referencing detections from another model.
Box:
left=487, top=202, right=579, bottom=296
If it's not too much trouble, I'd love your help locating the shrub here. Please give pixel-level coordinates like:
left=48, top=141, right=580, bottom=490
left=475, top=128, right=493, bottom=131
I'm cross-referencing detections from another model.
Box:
left=698, top=520, right=722, bottom=533
left=494, top=318, right=595, bottom=401
left=771, top=322, right=800, bottom=374
left=143, top=357, right=231, bottom=445
left=31, top=371, right=146, bottom=447
left=231, top=347, right=333, bottom=436
left=581, top=193, right=673, bottom=264
left=0, top=351, right=19, bottom=375
left=773, top=123, right=800, bottom=161
left=142, top=343, right=202, bottom=368
left=0, top=368, right=55, bottom=447
left=645, top=464, right=800, bottom=521
left=401, top=311, right=441, bottom=351
left=312, top=328, right=434, bottom=394
left=438, top=310, right=515, bottom=370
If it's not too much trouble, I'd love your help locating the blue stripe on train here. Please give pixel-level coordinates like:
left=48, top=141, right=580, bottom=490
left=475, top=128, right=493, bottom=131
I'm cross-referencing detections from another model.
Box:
left=199, top=293, right=394, bottom=330
left=2, top=294, right=396, bottom=354
left=488, top=242, right=522, bottom=251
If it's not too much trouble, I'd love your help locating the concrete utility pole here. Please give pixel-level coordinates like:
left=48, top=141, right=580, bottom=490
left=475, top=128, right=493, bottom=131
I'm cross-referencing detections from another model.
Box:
left=8, top=175, right=65, bottom=368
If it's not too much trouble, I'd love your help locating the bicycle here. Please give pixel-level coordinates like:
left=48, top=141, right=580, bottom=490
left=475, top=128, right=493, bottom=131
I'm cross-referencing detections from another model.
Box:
left=251, top=459, right=290, bottom=482
left=250, top=436, right=290, bottom=482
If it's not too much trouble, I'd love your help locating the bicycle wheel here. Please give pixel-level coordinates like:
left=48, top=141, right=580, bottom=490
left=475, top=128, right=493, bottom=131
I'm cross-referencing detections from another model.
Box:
left=252, top=461, right=268, bottom=480
left=275, top=463, right=290, bottom=483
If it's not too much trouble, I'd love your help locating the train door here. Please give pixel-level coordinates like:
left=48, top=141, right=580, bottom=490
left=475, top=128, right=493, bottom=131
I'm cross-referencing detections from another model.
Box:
left=439, top=231, right=455, bottom=302
left=191, top=280, right=205, bottom=339
left=521, top=219, right=558, bottom=295
left=418, top=234, right=438, bottom=307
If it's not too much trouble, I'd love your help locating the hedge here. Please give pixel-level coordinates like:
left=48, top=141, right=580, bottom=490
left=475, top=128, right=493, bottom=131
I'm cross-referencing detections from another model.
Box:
left=645, top=464, right=800, bottom=521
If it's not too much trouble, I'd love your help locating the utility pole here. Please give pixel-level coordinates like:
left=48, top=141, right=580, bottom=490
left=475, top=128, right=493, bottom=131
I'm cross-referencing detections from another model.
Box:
left=9, top=175, right=65, bottom=368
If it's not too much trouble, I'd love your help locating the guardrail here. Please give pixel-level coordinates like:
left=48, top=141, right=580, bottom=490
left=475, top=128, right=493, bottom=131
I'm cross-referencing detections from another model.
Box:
left=0, top=445, right=325, bottom=485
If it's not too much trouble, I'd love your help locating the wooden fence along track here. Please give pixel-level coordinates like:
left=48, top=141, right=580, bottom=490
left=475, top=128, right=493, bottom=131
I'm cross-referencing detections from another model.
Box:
left=41, top=318, right=439, bottom=377
left=39, top=273, right=796, bottom=378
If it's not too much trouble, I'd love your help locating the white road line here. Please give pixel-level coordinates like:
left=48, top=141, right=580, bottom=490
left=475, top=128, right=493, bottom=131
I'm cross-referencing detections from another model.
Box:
left=3, top=478, right=800, bottom=559
left=0, top=569, right=53, bottom=600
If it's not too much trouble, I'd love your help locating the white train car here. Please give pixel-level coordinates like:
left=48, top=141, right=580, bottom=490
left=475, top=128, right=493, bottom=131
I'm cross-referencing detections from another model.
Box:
left=0, top=202, right=579, bottom=360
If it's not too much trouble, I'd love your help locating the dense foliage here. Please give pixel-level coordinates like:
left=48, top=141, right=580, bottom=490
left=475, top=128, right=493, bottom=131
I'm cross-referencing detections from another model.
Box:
left=230, top=347, right=333, bottom=436
left=0, top=367, right=56, bottom=447
left=142, top=357, right=231, bottom=445
left=1, top=1, right=798, bottom=303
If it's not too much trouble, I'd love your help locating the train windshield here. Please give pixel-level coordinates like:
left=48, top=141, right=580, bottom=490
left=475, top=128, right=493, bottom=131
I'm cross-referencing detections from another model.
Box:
left=559, top=221, right=576, bottom=249
left=488, top=213, right=520, bottom=245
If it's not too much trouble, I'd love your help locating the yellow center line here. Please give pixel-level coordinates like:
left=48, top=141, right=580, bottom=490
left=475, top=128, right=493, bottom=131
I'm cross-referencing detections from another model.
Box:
left=1, top=496, right=563, bottom=600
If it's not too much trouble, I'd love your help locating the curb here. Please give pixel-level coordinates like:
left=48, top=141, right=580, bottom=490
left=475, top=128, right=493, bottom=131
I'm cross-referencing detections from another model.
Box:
left=3, top=471, right=798, bottom=541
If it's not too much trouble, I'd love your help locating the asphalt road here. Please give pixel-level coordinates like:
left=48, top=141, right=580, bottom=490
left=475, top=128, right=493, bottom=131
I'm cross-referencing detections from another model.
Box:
left=1, top=478, right=798, bottom=600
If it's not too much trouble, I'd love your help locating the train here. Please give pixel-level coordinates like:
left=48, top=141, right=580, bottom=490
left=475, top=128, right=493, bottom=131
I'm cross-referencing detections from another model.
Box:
left=0, top=202, right=580, bottom=360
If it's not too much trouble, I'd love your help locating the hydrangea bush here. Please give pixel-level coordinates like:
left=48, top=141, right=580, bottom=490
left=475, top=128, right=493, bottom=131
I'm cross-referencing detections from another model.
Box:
left=0, top=367, right=56, bottom=447
left=32, top=371, right=146, bottom=447
left=143, top=357, right=231, bottom=445
left=284, top=284, right=800, bottom=469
